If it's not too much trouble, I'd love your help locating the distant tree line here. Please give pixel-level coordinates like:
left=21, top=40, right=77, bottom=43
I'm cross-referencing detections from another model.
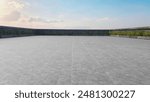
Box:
left=110, top=30, right=150, bottom=37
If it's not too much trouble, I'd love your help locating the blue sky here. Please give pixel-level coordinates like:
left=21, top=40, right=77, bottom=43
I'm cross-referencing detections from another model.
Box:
left=0, top=0, right=150, bottom=29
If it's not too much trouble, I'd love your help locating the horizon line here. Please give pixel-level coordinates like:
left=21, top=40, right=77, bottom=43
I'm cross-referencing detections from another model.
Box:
left=0, top=25, right=150, bottom=30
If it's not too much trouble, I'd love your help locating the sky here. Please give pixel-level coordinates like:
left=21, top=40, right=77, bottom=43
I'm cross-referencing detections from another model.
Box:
left=0, top=0, right=150, bottom=29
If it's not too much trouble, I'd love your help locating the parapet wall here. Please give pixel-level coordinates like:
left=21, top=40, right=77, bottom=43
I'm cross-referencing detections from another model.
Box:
left=35, top=29, right=109, bottom=36
left=0, top=26, right=35, bottom=38
left=0, top=26, right=110, bottom=38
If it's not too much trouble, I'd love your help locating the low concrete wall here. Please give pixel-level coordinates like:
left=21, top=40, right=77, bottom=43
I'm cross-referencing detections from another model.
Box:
left=0, top=26, right=110, bottom=38
left=35, top=29, right=109, bottom=36
left=0, top=26, right=35, bottom=38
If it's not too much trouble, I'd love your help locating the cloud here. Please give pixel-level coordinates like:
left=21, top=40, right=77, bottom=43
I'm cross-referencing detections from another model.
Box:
left=4, top=0, right=27, bottom=12
left=28, top=17, right=64, bottom=24
left=62, top=17, right=113, bottom=29
left=0, top=0, right=27, bottom=22
left=8, top=0, right=25, bottom=10
left=2, top=11, right=21, bottom=21
left=96, top=17, right=110, bottom=22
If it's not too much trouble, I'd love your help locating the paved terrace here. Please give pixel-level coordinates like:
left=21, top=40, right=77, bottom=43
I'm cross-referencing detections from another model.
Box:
left=0, top=36, right=150, bottom=85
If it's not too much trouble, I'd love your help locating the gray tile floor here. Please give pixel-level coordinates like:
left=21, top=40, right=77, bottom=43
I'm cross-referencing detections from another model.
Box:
left=0, top=36, right=150, bottom=85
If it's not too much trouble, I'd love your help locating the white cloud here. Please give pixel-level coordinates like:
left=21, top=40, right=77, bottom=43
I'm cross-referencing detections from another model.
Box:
left=59, top=17, right=113, bottom=29
left=0, top=0, right=27, bottom=22
left=96, top=17, right=110, bottom=22
left=0, top=0, right=65, bottom=28
left=8, top=0, right=25, bottom=10
left=28, top=17, right=63, bottom=24
left=2, top=11, right=21, bottom=21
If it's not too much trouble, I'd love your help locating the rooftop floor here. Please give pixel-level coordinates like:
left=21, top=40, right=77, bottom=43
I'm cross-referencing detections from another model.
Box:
left=0, top=36, right=150, bottom=85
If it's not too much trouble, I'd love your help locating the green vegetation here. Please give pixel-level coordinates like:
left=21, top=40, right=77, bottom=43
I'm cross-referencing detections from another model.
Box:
left=110, top=30, right=150, bottom=37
